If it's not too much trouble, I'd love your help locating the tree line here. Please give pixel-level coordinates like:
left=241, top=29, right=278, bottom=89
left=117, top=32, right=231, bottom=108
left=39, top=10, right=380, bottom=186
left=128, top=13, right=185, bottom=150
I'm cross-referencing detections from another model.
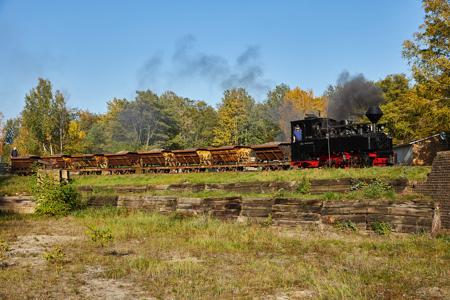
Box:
left=0, top=0, right=448, bottom=161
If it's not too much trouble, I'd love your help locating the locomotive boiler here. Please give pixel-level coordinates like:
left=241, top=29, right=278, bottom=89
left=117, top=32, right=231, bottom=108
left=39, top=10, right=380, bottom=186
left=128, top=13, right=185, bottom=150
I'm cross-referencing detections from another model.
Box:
left=290, top=105, right=394, bottom=168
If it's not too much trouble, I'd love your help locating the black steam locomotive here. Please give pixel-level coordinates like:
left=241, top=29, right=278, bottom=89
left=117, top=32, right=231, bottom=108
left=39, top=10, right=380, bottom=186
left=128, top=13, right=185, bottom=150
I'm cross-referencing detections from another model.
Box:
left=290, top=106, right=394, bottom=168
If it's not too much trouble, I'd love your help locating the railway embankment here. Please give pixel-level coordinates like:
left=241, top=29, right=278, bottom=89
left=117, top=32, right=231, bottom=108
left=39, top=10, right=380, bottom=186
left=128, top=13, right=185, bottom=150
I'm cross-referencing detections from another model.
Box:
left=1, top=159, right=448, bottom=234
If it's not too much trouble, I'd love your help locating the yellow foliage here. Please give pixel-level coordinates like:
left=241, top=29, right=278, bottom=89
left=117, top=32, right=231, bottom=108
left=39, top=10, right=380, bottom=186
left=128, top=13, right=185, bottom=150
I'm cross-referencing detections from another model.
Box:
left=68, top=121, right=86, bottom=140
left=278, top=87, right=326, bottom=140
left=64, top=120, right=87, bottom=154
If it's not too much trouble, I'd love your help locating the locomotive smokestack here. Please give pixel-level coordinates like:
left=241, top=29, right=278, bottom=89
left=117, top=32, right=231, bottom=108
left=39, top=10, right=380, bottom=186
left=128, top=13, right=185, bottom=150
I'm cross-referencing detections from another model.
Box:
left=365, top=105, right=383, bottom=124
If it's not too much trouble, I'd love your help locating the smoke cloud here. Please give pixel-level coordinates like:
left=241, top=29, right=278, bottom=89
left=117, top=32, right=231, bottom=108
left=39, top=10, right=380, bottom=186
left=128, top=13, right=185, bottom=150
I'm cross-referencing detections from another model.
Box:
left=137, top=35, right=271, bottom=96
left=327, top=71, right=384, bottom=120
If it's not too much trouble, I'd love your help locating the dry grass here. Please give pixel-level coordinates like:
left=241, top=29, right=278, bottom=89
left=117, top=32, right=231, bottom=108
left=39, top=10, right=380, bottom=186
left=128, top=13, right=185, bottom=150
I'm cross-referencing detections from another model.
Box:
left=0, top=209, right=448, bottom=299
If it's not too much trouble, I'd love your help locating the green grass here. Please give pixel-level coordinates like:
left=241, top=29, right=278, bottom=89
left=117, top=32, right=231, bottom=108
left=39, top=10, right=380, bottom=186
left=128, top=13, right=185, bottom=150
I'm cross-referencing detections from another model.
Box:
left=0, top=166, right=430, bottom=196
left=0, top=175, right=34, bottom=196
left=71, top=166, right=430, bottom=187
left=0, top=209, right=448, bottom=299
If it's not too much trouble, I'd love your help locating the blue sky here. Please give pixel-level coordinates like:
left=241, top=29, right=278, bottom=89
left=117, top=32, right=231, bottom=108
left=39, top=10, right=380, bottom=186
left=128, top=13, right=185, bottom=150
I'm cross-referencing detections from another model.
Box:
left=0, top=0, right=424, bottom=119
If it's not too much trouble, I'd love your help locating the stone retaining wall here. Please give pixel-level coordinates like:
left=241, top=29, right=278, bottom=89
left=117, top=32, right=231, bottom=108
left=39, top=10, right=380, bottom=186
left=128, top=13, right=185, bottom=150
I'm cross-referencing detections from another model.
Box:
left=0, top=195, right=435, bottom=233
left=0, top=196, right=35, bottom=214
left=86, top=195, right=435, bottom=233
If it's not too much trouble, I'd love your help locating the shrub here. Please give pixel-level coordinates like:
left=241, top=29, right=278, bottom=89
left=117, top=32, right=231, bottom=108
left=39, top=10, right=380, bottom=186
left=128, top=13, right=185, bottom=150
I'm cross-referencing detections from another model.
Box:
left=362, top=180, right=393, bottom=199
left=350, top=179, right=394, bottom=199
left=335, top=220, right=358, bottom=231
left=371, top=221, right=392, bottom=235
left=350, top=179, right=367, bottom=191
left=43, top=246, right=66, bottom=264
left=32, top=174, right=82, bottom=216
left=297, top=176, right=311, bottom=194
left=85, top=225, right=113, bottom=247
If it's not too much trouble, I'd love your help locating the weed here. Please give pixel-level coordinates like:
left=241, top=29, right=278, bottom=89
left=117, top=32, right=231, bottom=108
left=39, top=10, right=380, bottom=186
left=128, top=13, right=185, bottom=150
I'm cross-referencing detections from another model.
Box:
left=323, top=192, right=341, bottom=201
left=297, top=176, right=311, bottom=194
left=362, top=180, right=393, bottom=199
left=371, top=221, right=392, bottom=235
left=350, top=179, right=367, bottom=191
left=43, top=246, right=66, bottom=265
left=85, top=225, right=113, bottom=247
left=335, top=220, right=358, bottom=231
left=261, top=214, right=273, bottom=227
left=0, top=239, right=10, bottom=258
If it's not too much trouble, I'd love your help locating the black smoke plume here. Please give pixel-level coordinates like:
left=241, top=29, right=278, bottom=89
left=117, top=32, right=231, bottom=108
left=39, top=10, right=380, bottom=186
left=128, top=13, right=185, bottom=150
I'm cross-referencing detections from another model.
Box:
left=327, top=71, right=384, bottom=121
left=138, top=35, right=271, bottom=96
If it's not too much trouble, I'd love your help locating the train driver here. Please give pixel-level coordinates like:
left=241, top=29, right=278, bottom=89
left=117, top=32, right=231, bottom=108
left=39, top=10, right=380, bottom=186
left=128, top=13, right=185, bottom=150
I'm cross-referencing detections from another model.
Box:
left=293, top=125, right=303, bottom=142
left=10, top=147, right=19, bottom=158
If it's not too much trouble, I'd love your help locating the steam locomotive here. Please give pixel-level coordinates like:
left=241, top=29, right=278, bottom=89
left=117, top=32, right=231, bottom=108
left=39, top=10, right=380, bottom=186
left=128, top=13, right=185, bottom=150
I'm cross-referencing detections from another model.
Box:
left=290, top=105, right=394, bottom=168
left=10, top=106, right=394, bottom=175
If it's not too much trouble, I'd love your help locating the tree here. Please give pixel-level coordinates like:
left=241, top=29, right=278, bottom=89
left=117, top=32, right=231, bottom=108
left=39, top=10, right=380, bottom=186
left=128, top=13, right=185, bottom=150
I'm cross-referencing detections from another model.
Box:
left=376, top=74, right=411, bottom=103
left=1, top=118, right=20, bottom=162
left=261, top=84, right=291, bottom=141
left=158, top=91, right=218, bottom=149
left=20, top=78, right=71, bottom=155
left=53, top=91, right=71, bottom=153
left=278, top=87, right=326, bottom=140
left=127, top=90, right=175, bottom=149
left=377, top=73, right=450, bottom=143
left=213, top=88, right=255, bottom=146
left=403, top=0, right=450, bottom=102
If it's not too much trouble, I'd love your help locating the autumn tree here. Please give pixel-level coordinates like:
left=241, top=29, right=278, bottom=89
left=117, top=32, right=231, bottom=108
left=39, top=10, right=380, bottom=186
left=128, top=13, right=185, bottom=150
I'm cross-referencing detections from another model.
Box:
left=403, top=0, right=450, bottom=102
left=278, top=87, right=326, bottom=141
left=213, top=88, right=255, bottom=146
left=20, top=78, right=71, bottom=155
left=381, top=0, right=450, bottom=142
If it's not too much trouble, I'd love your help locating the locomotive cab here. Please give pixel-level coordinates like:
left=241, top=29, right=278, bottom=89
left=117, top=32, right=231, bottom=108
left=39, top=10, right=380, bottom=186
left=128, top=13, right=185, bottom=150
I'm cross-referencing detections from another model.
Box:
left=290, top=106, right=394, bottom=168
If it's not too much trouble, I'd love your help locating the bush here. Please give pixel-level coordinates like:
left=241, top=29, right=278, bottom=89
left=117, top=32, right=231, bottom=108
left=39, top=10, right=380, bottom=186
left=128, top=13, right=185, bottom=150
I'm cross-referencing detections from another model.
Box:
left=297, top=176, right=311, bottom=194
left=363, top=180, right=393, bottom=199
left=371, top=221, right=392, bottom=235
left=32, top=174, right=82, bottom=216
left=85, top=225, right=113, bottom=247
left=43, top=246, right=66, bottom=265
left=335, top=220, right=358, bottom=231
left=350, top=179, right=394, bottom=199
